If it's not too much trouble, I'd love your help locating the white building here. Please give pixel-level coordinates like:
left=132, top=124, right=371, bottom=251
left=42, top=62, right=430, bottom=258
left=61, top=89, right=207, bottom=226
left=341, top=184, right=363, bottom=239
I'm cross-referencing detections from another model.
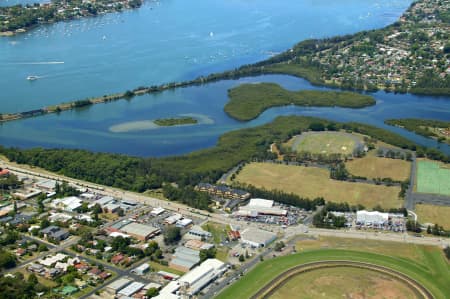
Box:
left=131, top=263, right=150, bottom=275
left=151, top=207, right=165, bottom=216
left=356, top=210, right=389, bottom=225
left=117, top=282, right=145, bottom=297
left=240, top=227, right=276, bottom=248
left=237, top=198, right=287, bottom=217
left=51, top=196, right=83, bottom=212
left=155, top=259, right=226, bottom=298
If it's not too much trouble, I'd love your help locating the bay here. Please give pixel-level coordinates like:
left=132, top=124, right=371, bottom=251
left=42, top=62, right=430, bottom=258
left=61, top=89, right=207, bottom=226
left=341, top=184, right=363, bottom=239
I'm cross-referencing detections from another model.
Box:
left=1, top=0, right=448, bottom=158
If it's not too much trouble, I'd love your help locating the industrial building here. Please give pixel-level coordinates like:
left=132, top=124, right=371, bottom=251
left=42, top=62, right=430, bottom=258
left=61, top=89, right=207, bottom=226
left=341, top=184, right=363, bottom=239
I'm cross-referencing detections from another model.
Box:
left=236, top=198, right=287, bottom=217
left=51, top=196, right=83, bottom=212
left=105, top=277, right=132, bottom=295
left=187, top=226, right=212, bottom=239
left=155, top=258, right=226, bottom=299
left=169, top=246, right=200, bottom=272
left=117, top=281, right=145, bottom=297
left=240, top=227, right=276, bottom=248
left=131, top=263, right=150, bottom=276
left=356, top=210, right=389, bottom=225
left=119, top=222, right=160, bottom=241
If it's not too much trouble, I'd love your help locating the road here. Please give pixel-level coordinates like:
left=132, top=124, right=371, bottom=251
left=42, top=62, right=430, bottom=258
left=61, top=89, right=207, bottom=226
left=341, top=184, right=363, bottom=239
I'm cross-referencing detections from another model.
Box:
left=2, top=157, right=450, bottom=299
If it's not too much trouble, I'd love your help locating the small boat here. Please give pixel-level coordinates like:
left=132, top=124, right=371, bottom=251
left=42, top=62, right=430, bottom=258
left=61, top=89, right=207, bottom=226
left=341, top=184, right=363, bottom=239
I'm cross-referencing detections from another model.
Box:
left=209, top=31, right=214, bottom=37
left=27, top=75, right=39, bottom=81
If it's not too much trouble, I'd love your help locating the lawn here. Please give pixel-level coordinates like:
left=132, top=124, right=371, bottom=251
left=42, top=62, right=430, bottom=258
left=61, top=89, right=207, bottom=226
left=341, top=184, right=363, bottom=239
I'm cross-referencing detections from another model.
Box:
left=415, top=204, right=450, bottom=230
left=234, top=163, right=402, bottom=209
left=201, top=222, right=230, bottom=244
left=416, top=160, right=450, bottom=196
left=215, top=245, right=450, bottom=299
left=269, top=266, right=418, bottom=299
left=290, top=131, right=361, bottom=156
left=149, top=261, right=185, bottom=276
left=345, top=154, right=411, bottom=181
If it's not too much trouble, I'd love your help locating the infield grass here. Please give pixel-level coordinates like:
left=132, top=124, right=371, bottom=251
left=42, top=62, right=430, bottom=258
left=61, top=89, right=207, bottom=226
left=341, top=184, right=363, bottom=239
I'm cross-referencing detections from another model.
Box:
left=269, top=266, right=418, bottom=299
left=215, top=246, right=450, bottom=299
left=234, top=162, right=402, bottom=209
left=291, top=132, right=359, bottom=156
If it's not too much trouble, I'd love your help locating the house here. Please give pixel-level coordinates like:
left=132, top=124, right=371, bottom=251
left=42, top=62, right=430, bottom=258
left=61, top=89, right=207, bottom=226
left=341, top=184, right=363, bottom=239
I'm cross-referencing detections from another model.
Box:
left=111, top=254, right=125, bottom=264
left=40, top=226, right=69, bottom=241
left=15, top=248, right=27, bottom=256
left=131, top=263, right=150, bottom=276
left=0, top=168, right=10, bottom=177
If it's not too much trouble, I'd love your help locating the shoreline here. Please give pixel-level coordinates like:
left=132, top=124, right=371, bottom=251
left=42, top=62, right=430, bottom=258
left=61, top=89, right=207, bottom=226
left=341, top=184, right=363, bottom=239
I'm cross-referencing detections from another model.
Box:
left=1, top=0, right=448, bottom=125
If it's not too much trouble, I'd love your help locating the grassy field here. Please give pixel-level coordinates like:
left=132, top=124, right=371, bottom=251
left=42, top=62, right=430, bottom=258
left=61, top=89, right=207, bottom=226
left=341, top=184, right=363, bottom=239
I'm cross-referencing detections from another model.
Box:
left=216, top=239, right=450, bottom=299
left=291, top=132, right=359, bottom=156
left=202, top=222, right=230, bottom=244
left=234, top=163, right=402, bottom=209
left=149, top=261, right=185, bottom=276
left=416, top=160, right=450, bottom=196
left=415, top=204, right=450, bottom=230
left=345, top=154, right=411, bottom=181
left=225, top=83, right=375, bottom=121
left=269, top=266, right=418, bottom=299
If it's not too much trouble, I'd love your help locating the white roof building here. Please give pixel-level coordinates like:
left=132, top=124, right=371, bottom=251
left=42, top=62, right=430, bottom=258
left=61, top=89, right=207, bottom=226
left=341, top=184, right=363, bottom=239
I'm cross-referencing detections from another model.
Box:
left=240, top=227, right=277, bottom=248
left=176, top=218, right=193, bottom=227
left=117, top=282, right=145, bottom=297
left=237, top=198, right=287, bottom=217
left=51, top=196, right=83, bottom=212
left=39, top=253, right=68, bottom=267
left=165, top=213, right=183, bottom=225
left=356, top=210, right=389, bottom=225
left=151, top=207, right=165, bottom=216
left=105, top=277, right=132, bottom=294
left=155, top=259, right=226, bottom=298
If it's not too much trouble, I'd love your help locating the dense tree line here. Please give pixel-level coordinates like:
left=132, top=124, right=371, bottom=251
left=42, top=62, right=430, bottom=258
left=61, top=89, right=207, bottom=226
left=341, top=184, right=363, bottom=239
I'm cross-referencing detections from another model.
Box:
left=1, top=116, right=448, bottom=209
left=162, top=184, right=212, bottom=211
left=0, top=273, right=48, bottom=299
left=385, top=118, right=450, bottom=144
left=232, top=183, right=324, bottom=211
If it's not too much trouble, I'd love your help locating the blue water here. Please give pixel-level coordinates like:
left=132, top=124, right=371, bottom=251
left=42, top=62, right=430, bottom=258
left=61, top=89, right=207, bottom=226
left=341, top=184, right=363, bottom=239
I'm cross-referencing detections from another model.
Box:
left=1, top=0, right=449, bottom=158
left=1, top=0, right=410, bottom=113
left=1, top=74, right=449, bottom=157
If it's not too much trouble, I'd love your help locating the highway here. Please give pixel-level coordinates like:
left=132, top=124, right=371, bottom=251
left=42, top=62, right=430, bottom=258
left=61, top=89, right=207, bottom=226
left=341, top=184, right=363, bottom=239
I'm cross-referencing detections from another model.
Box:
left=2, top=158, right=449, bottom=249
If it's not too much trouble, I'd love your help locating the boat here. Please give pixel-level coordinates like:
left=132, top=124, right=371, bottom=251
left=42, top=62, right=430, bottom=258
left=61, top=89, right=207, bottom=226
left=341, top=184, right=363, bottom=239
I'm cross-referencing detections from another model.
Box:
left=26, top=76, right=39, bottom=81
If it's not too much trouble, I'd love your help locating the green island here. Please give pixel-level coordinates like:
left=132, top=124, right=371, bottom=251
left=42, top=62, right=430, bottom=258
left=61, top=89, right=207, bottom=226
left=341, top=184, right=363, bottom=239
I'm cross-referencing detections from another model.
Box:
left=1, top=0, right=449, bottom=124
left=216, top=238, right=450, bottom=299
left=1, top=116, right=448, bottom=210
left=385, top=118, right=450, bottom=144
left=153, top=117, right=198, bottom=127
left=225, top=83, right=375, bottom=121
left=0, top=0, right=142, bottom=36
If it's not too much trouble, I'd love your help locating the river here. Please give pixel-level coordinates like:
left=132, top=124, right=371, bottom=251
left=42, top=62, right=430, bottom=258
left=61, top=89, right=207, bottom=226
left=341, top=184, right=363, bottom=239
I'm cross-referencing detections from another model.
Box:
left=1, top=0, right=449, bottom=157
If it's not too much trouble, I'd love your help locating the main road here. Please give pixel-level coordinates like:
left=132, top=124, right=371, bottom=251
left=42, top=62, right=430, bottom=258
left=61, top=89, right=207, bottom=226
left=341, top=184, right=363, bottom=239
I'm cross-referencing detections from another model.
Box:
left=1, top=158, right=449, bottom=250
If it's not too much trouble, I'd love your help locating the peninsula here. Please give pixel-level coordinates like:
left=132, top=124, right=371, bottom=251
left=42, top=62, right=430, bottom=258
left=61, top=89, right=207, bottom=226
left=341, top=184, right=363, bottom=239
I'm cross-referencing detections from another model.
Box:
left=386, top=118, right=450, bottom=145
left=0, top=0, right=142, bottom=36
left=224, top=83, right=375, bottom=121
left=203, top=0, right=450, bottom=95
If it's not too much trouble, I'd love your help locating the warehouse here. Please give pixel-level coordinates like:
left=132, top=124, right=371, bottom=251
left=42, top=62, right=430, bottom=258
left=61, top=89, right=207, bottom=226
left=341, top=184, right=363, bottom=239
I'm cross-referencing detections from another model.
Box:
left=240, top=227, right=276, bottom=248
left=356, top=210, right=389, bottom=226
left=169, top=246, right=200, bottom=272
left=237, top=198, right=287, bottom=217
left=131, top=263, right=150, bottom=275
left=119, top=222, right=160, bottom=241
left=105, top=277, right=132, bottom=294
left=117, top=282, right=145, bottom=297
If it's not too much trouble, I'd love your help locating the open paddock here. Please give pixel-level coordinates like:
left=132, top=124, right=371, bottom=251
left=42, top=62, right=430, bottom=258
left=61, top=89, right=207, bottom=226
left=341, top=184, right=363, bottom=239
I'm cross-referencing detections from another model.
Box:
left=415, top=204, right=450, bottom=230
left=234, top=163, right=402, bottom=209
left=345, top=154, right=411, bottom=181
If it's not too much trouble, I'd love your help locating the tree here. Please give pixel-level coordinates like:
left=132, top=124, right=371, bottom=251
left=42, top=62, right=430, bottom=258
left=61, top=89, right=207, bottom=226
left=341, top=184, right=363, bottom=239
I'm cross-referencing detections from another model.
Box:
left=146, top=288, right=159, bottom=298
left=27, top=273, right=38, bottom=285
left=38, top=244, right=48, bottom=252
left=274, top=241, right=285, bottom=252
left=238, top=254, right=245, bottom=262
left=0, top=251, right=16, bottom=269
left=444, top=246, right=450, bottom=260
left=163, top=226, right=181, bottom=245
left=199, top=247, right=217, bottom=262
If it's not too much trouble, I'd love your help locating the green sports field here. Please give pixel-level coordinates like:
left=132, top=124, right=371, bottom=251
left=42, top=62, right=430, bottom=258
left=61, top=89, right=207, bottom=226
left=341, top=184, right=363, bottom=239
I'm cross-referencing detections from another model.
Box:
left=290, top=132, right=362, bottom=156
left=215, top=246, right=450, bottom=299
left=416, top=160, right=450, bottom=196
